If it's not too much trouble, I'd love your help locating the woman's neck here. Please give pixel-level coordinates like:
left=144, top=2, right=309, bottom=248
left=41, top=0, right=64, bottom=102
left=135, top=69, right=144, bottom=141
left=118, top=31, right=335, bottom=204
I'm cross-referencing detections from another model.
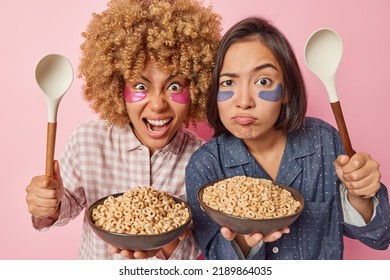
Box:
left=243, top=130, right=287, bottom=180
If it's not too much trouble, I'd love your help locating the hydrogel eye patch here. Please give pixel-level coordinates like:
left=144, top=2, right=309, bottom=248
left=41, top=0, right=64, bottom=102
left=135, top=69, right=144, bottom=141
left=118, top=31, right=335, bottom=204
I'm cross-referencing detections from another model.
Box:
left=217, top=83, right=283, bottom=102
left=124, top=86, right=146, bottom=103
left=258, top=83, right=283, bottom=102
left=124, top=86, right=190, bottom=104
left=217, top=90, right=234, bottom=102
left=169, top=87, right=190, bottom=104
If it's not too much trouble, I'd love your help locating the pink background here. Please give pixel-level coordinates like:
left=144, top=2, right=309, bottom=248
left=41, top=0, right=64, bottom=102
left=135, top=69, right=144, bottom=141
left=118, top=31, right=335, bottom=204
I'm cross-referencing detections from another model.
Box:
left=1, top=0, right=389, bottom=260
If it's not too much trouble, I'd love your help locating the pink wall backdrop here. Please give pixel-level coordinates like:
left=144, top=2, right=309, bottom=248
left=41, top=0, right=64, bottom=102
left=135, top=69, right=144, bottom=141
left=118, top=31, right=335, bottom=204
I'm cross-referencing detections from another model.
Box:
left=1, top=0, right=389, bottom=260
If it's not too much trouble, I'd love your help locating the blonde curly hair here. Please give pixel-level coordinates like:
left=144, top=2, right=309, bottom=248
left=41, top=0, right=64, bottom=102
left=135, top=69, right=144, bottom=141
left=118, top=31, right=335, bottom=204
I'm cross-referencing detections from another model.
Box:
left=78, top=0, right=222, bottom=127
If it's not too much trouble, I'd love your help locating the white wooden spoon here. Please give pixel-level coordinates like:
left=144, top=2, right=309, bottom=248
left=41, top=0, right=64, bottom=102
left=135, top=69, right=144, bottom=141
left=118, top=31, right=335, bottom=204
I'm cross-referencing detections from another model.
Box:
left=35, top=54, right=73, bottom=177
left=304, top=28, right=354, bottom=157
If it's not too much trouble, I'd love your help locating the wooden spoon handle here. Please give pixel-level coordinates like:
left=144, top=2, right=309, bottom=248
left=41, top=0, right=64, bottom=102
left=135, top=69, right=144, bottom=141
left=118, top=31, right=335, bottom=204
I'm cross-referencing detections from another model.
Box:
left=45, top=122, right=57, bottom=177
left=330, top=101, right=354, bottom=157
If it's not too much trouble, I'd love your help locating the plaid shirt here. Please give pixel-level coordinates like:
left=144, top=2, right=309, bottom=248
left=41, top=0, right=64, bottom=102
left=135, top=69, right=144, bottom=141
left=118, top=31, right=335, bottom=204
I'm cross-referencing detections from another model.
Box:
left=33, top=119, right=204, bottom=259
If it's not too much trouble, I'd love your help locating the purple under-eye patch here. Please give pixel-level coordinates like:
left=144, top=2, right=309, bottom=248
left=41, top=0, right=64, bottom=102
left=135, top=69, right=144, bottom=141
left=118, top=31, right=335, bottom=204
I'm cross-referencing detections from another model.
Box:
left=217, top=90, right=234, bottom=102
left=124, top=86, right=146, bottom=103
left=258, top=83, right=283, bottom=102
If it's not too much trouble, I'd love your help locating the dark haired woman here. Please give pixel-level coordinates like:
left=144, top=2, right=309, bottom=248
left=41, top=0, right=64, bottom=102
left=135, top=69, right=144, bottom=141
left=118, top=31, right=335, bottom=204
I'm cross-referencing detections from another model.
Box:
left=185, top=16, right=390, bottom=260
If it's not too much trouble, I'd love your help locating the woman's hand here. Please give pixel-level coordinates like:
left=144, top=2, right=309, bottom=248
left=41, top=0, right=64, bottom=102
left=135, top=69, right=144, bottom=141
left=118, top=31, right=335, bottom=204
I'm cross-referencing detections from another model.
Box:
left=334, top=153, right=381, bottom=222
left=221, top=226, right=290, bottom=245
left=334, top=153, right=381, bottom=198
left=110, top=247, right=161, bottom=259
left=221, top=226, right=290, bottom=256
left=26, top=160, right=64, bottom=220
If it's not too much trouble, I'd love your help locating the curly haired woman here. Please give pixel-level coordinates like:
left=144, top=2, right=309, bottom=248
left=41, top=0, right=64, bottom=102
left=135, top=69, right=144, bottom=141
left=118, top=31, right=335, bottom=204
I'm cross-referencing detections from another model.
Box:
left=25, top=0, right=221, bottom=260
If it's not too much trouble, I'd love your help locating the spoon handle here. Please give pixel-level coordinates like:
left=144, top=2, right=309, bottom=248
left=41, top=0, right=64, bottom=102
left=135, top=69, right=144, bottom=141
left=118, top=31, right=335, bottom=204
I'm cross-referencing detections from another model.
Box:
left=45, top=122, right=57, bottom=177
left=330, top=101, right=354, bottom=157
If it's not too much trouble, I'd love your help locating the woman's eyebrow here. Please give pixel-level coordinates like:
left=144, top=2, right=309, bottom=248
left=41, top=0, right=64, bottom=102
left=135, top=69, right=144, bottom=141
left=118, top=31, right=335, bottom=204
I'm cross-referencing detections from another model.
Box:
left=219, top=72, right=238, bottom=78
left=140, top=75, right=151, bottom=83
left=140, top=74, right=177, bottom=84
left=165, top=74, right=177, bottom=84
left=253, top=63, right=278, bottom=72
left=220, top=63, right=278, bottom=78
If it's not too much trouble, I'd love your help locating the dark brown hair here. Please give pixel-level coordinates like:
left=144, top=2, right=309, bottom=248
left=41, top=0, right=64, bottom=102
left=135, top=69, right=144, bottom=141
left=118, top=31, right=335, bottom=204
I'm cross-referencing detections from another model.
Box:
left=207, top=16, right=307, bottom=136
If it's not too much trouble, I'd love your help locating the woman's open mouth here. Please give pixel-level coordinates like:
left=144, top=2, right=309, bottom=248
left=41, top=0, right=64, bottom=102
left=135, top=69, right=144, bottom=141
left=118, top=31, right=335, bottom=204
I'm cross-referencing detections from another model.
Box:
left=144, top=118, right=172, bottom=136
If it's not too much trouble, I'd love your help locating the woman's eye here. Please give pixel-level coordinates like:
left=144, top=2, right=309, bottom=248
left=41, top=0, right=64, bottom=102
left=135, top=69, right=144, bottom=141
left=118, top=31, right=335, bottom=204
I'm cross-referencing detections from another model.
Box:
left=168, top=83, right=183, bottom=92
left=220, top=80, right=234, bottom=87
left=134, top=83, right=147, bottom=91
left=256, top=78, right=272, bottom=87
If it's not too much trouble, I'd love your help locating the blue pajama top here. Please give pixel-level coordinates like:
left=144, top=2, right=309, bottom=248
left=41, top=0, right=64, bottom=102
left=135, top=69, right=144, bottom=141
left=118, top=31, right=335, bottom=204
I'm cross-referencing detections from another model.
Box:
left=185, top=117, right=390, bottom=259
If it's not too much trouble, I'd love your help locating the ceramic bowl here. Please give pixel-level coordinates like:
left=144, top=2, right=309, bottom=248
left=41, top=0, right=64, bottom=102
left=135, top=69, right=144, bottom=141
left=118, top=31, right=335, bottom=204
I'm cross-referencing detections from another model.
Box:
left=198, top=178, right=304, bottom=235
left=87, top=192, right=191, bottom=251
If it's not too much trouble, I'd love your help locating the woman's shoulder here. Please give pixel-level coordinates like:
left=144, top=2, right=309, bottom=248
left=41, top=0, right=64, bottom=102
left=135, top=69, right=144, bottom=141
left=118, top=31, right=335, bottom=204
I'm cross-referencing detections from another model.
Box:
left=188, top=133, right=237, bottom=161
left=173, top=128, right=207, bottom=155
left=293, top=117, right=342, bottom=148
left=74, top=119, right=110, bottom=131
left=69, top=119, right=123, bottom=143
left=302, top=116, right=339, bottom=135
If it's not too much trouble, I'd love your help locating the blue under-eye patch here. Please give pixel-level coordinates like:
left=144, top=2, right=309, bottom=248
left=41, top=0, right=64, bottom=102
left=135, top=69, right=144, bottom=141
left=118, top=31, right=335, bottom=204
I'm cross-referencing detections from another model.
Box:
left=217, top=90, right=234, bottom=102
left=258, top=83, right=283, bottom=102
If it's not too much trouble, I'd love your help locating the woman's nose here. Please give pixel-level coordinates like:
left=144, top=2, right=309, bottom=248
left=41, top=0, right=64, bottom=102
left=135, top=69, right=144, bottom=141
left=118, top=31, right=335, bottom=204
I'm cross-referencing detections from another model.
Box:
left=148, top=91, right=168, bottom=111
left=234, top=86, right=255, bottom=109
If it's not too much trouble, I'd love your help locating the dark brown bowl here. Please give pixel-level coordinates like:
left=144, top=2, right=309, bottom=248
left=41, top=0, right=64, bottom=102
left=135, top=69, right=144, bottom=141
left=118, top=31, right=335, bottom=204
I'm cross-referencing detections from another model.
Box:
left=198, top=178, right=304, bottom=235
left=87, top=193, right=192, bottom=251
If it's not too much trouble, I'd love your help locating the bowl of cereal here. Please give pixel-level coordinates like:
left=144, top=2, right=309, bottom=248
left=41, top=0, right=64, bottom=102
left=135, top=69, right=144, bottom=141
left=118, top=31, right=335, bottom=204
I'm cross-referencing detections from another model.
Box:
left=198, top=176, right=304, bottom=235
left=87, top=186, right=192, bottom=251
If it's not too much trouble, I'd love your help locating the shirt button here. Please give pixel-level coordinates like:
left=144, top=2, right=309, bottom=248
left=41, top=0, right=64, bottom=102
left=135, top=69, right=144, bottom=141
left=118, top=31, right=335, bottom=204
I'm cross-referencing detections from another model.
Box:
left=272, top=247, right=279, bottom=253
